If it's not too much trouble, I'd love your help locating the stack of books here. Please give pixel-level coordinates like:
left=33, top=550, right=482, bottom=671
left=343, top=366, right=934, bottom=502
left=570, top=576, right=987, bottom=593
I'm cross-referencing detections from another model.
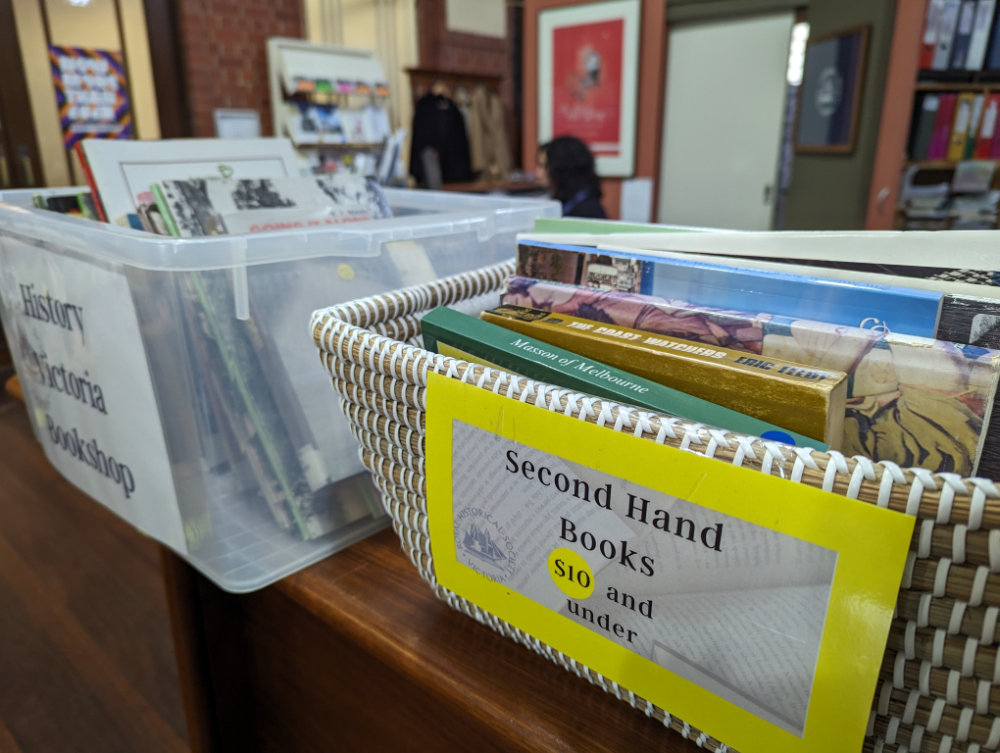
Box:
left=422, top=235, right=1000, bottom=480
left=28, top=137, right=394, bottom=543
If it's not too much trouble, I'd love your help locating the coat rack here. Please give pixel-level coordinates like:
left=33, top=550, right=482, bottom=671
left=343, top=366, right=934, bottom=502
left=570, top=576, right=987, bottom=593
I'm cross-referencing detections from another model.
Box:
left=405, top=68, right=503, bottom=105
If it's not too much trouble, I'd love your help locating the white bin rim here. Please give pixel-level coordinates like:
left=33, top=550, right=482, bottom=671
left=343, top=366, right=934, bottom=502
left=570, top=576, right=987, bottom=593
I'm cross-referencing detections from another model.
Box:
left=0, top=187, right=559, bottom=272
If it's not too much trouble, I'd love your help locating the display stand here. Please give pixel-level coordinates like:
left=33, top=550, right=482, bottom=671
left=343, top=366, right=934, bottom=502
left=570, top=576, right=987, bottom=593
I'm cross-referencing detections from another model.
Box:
left=266, top=38, right=395, bottom=177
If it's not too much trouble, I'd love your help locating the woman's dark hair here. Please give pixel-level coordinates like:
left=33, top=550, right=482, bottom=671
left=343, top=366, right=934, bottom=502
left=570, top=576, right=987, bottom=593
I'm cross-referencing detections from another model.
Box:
left=539, top=136, right=602, bottom=205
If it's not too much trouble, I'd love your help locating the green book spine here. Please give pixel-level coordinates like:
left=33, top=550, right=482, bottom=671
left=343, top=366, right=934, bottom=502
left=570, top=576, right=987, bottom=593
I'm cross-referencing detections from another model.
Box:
left=420, top=306, right=827, bottom=450
left=77, top=193, right=97, bottom=221
left=911, top=94, right=940, bottom=161
left=532, top=217, right=704, bottom=235
left=151, top=182, right=182, bottom=237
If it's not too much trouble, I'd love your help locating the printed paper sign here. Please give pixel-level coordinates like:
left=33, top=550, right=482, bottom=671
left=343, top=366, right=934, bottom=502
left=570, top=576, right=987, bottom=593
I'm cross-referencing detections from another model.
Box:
left=49, top=46, right=132, bottom=149
left=425, top=373, right=914, bottom=752
left=0, top=239, right=186, bottom=553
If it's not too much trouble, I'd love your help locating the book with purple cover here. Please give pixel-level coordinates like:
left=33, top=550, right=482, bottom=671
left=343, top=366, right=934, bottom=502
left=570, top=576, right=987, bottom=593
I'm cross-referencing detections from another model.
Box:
left=501, top=276, right=1000, bottom=477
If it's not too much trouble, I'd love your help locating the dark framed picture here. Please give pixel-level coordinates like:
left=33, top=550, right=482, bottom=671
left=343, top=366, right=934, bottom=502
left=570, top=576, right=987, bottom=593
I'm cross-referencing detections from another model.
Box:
left=795, top=25, right=870, bottom=154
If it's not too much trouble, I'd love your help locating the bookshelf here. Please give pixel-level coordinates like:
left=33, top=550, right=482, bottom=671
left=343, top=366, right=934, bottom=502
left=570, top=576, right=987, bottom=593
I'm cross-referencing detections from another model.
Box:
left=884, top=1, right=1000, bottom=232
left=266, top=39, right=394, bottom=177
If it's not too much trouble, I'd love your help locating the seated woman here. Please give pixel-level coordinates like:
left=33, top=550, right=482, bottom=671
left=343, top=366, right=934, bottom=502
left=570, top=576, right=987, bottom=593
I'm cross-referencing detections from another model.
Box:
left=537, top=136, right=607, bottom=219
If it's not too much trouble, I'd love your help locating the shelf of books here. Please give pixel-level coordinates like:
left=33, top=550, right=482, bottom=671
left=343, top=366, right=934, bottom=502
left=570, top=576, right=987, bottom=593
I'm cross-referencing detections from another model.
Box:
left=899, top=0, right=1000, bottom=229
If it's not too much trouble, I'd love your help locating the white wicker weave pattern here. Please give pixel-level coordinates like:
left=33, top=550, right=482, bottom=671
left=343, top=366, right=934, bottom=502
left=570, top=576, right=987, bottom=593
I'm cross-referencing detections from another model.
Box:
left=310, top=261, right=1000, bottom=753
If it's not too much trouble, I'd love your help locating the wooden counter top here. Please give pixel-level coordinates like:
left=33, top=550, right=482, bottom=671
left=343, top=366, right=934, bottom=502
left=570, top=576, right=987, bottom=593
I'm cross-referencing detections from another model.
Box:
left=166, top=521, right=704, bottom=752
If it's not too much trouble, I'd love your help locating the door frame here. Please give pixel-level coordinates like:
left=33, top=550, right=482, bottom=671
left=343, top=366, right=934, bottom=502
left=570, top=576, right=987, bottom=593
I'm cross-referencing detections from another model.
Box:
left=0, top=0, right=44, bottom=188
left=657, top=10, right=797, bottom=229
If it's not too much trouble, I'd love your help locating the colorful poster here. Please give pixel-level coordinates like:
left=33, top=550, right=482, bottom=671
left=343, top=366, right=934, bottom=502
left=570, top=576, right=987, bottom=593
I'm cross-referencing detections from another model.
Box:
left=551, top=19, right=624, bottom=156
left=49, top=46, right=132, bottom=149
left=538, top=0, right=640, bottom=177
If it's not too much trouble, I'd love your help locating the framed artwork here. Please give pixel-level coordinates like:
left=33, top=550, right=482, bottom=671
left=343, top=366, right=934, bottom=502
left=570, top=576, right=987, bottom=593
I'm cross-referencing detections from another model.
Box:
left=538, top=0, right=641, bottom=177
left=795, top=25, right=870, bottom=154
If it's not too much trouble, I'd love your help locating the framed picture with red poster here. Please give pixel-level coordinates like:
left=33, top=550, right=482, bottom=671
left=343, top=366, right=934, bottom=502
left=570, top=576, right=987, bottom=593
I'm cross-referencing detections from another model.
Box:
left=538, top=0, right=640, bottom=177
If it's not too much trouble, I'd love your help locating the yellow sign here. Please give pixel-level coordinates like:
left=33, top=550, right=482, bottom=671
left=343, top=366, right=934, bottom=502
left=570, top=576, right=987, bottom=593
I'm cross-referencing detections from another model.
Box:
left=425, top=373, right=914, bottom=752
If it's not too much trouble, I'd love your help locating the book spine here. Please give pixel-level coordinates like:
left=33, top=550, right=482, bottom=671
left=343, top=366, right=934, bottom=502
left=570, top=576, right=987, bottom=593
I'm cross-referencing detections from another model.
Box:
left=151, top=183, right=182, bottom=237
left=951, top=0, right=978, bottom=67
left=922, top=0, right=948, bottom=68
left=976, top=94, right=1000, bottom=156
left=912, top=94, right=941, bottom=161
left=967, top=0, right=997, bottom=68
left=986, top=6, right=1000, bottom=68
left=948, top=92, right=976, bottom=161
left=75, top=142, right=108, bottom=223
left=990, top=116, right=1000, bottom=157
left=934, top=0, right=963, bottom=69
left=963, top=94, right=987, bottom=158
left=929, top=93, right=958, bottom=159
left=482, top=305, right=848, bottom=446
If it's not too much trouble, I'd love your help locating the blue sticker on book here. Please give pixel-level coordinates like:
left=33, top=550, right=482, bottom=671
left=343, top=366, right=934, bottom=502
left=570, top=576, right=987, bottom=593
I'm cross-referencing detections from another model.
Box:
left=761, top=430, right=796, bottom=445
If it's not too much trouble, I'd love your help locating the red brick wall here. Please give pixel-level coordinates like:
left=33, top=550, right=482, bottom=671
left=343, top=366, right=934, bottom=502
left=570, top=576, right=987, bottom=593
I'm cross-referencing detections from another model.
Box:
left=417, top=0, right=510, bottom=75
left=174, top=0, right=303, bottom=137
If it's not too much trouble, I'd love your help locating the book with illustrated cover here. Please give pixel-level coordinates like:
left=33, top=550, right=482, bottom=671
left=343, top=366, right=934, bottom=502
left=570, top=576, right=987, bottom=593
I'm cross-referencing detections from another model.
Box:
left=78, top=137, right=301, bottom=227
left=420, top=306, right=825, bottom=449
left=153, top=175, right=392, bottom=237
left=517, top=241, right=944, bottom=338
left=481, top=304, right=850, bottom=447
left=519, top=225, right=1000, bottom=338
left=502, top=276, right=1000, bottom=477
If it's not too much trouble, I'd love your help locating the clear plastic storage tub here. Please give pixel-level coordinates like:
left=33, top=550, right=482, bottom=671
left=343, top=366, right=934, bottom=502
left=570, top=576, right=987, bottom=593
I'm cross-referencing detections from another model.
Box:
left=0, top=187, right=558, bottom=591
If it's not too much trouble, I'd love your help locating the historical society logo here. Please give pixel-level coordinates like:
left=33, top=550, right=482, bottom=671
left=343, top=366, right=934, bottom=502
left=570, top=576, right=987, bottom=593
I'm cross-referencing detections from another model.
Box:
left=455, top=506, right=517, bottom=584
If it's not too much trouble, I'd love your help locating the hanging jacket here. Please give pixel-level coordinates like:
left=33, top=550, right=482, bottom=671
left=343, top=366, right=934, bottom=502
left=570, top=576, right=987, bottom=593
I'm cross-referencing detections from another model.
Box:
left=469, top=85, right=512, bottom=180
left=409, top=93, right=473, bottom=186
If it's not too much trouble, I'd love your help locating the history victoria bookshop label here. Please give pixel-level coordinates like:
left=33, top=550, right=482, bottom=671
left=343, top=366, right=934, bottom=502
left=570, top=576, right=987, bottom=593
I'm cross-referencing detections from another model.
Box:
left=424, top=373, right=914, bottom=753
left=0, top=239, right=185, bottom=552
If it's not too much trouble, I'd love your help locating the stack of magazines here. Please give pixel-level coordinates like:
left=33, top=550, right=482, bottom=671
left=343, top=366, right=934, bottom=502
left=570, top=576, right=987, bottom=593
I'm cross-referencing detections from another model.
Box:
left=423, top=231, right=1000, bottom=480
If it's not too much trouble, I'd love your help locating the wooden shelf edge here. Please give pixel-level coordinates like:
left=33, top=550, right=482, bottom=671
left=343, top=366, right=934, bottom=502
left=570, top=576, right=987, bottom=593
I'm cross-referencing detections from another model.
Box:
left=916, top=82, right=1000, bottom=92
left=903, top=160, right=1000, bottom=169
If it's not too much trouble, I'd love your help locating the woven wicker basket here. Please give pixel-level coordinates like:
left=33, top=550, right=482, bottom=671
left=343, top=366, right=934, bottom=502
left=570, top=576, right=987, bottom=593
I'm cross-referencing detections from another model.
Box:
left=311, top=260, right=1000, bottom=753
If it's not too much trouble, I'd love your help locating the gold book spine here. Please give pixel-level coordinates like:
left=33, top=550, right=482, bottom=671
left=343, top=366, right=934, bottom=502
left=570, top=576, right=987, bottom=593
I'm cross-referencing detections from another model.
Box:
left=483, top=305, right=849, bottom=447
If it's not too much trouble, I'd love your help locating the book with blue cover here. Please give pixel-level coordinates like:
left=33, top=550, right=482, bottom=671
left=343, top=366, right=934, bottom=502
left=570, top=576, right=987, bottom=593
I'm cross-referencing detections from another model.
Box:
left=517, top=240, right=945, bottom=338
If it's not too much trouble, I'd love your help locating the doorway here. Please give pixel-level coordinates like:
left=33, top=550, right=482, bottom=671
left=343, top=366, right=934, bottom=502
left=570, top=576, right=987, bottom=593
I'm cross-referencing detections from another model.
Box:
left=0, top=0, right=44, bottom=189
left=657, top=12, right=796, bottom=230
